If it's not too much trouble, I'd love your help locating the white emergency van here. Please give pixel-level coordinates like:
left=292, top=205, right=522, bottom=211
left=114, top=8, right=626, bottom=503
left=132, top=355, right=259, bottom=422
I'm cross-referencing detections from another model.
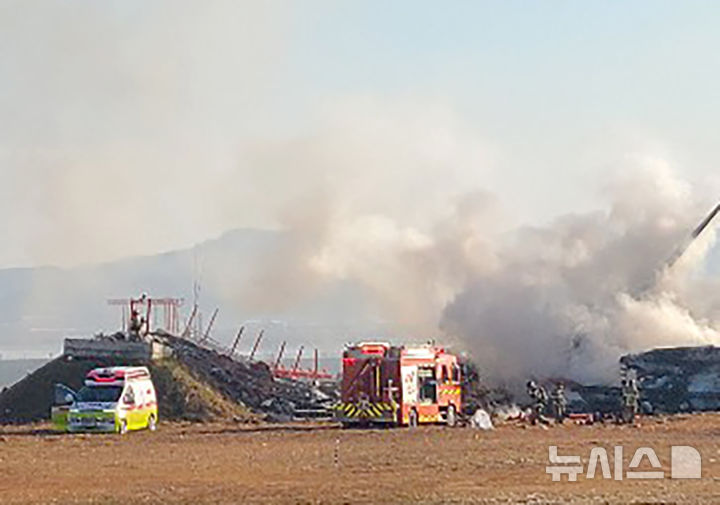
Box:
left=61, top=366, right=158, bottom=434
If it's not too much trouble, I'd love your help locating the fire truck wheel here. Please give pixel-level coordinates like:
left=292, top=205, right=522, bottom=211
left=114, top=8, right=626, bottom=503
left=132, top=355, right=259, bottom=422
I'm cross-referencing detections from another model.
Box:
left=147, top=414, right=157, bottom=432
left=409, top=409, right=418, bottom=428
left=446, top=405, right=457, bottom=427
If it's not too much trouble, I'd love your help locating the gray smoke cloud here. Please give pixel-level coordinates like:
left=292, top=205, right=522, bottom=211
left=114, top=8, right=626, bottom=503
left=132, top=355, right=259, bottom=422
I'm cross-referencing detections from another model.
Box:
left=238, top=155, right=720, bottom=385
left=439, top=160, right=720, bottom=384
left=441, top=159, right=719, bottom=385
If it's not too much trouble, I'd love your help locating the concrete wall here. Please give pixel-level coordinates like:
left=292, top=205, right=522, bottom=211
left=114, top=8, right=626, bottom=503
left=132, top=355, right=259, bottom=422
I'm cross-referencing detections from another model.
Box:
left=63, top=338, right=152, bottom=362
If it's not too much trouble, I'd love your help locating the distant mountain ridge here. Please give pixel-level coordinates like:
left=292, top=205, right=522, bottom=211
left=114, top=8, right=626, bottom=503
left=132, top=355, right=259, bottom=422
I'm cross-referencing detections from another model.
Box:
left=0, top=227, right=718, bottom=359
left=0, top=228, right=379, bottom=358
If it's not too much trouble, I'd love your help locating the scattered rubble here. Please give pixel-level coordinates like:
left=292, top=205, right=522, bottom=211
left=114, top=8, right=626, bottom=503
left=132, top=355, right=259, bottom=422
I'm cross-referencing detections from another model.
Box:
left=460, top=360, right=514, bottom=416
left=492, top=404, right=523, bottom=422
left=567, top=383, right=622, bottom=415
left=621, top=345, right=720, bottom=413
left=469, top=408, right=493, bottom=430
left=531, top=346, right=720, bottom=417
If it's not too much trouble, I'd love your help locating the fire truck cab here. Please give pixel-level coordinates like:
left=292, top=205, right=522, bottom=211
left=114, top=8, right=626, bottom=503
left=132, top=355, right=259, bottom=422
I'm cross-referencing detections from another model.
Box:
left=335, top=342, right=462, bottom=427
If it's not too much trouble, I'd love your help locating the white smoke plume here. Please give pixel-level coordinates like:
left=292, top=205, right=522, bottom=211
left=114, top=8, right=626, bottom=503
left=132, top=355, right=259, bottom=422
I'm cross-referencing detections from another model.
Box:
left=439, top=158, right=720, bottom=384
left=246, top=154, right=720, bottom=385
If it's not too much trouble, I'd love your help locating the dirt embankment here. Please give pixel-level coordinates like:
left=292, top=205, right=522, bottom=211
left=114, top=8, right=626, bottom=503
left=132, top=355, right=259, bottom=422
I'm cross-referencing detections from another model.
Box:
left=151, top=358, right=254, bottom=422
left=0, top=356, right=101, bottom=423
left=0, top=333, right=333, bottom=424
left=0, top=355, right=254, bottom=424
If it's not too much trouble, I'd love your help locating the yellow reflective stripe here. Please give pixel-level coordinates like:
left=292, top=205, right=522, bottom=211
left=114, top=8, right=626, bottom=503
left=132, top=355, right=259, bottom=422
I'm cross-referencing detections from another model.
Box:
left=440, top=387, right=461, bottom=395
left=337, top=402, right=395, bottom=418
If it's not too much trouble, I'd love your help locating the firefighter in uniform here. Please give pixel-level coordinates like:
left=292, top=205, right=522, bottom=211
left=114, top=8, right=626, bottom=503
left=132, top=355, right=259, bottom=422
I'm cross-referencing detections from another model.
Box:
left=526, top=380, right=549, bottom=425
left=551, top=382, right=567, bottom=424
left=128, top=310, right=145, bottom=342
left=621, top=378, right=639, bottom=424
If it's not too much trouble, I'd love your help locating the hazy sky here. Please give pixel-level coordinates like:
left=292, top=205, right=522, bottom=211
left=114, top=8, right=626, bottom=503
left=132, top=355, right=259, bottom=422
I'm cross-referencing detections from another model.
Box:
left=2, top=1, right=720, bottom=267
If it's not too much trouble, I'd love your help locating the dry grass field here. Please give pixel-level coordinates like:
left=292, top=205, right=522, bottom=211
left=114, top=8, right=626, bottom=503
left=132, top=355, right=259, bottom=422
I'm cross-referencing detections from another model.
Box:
left=1, top=414, right=719, bottom=504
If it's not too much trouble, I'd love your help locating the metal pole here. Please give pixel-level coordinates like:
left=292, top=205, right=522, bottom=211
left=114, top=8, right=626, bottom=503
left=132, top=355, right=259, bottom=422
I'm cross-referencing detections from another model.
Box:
left=249, top=329, right=265, bottom=361
left=181, top=304, right=198, bottom=338
left=292, top=346, right=304, bottom=374
left=201, top=308, right=219, bottom=343
left=314, top=348, right=319, bottom=378
left=145, top=298, right=152, bottom=335
left=175, top=303, right=180, bottom=334
left=273, top=341, right=286, bottom=370
left=230, top=326, right=245, bottom=356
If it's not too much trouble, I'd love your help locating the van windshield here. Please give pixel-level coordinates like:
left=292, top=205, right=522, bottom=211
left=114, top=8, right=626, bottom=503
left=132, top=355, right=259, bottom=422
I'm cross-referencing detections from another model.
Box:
left=76, top=386, right=123, bottom=403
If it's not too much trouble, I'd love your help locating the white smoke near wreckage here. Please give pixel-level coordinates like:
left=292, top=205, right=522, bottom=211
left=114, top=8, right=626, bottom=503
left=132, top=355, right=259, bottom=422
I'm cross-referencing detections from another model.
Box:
left=252, top=156, right=720, bottom=386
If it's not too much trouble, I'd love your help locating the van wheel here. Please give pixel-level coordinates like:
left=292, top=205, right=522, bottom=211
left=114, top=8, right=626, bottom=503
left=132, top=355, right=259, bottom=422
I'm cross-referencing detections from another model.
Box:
left=118, top=419, right=128, bottom=435
left=408, top=409, right=419, bottom=428
left=446, top=405, right=457, bottom=427
left=147, top=414, right=157, bottom=432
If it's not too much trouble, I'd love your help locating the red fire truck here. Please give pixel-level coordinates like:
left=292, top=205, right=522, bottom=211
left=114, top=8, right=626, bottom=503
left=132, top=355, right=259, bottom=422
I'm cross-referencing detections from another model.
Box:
left=334, top=342, right=462, bottom=427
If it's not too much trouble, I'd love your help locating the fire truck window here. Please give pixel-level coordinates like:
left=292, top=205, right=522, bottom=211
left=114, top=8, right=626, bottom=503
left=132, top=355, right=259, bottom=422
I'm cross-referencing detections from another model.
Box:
left=453, top=364, right=461, bottom=382
left=418, top=367, right=437, bottom=403
left=438, top=366, right=446, bottom=382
